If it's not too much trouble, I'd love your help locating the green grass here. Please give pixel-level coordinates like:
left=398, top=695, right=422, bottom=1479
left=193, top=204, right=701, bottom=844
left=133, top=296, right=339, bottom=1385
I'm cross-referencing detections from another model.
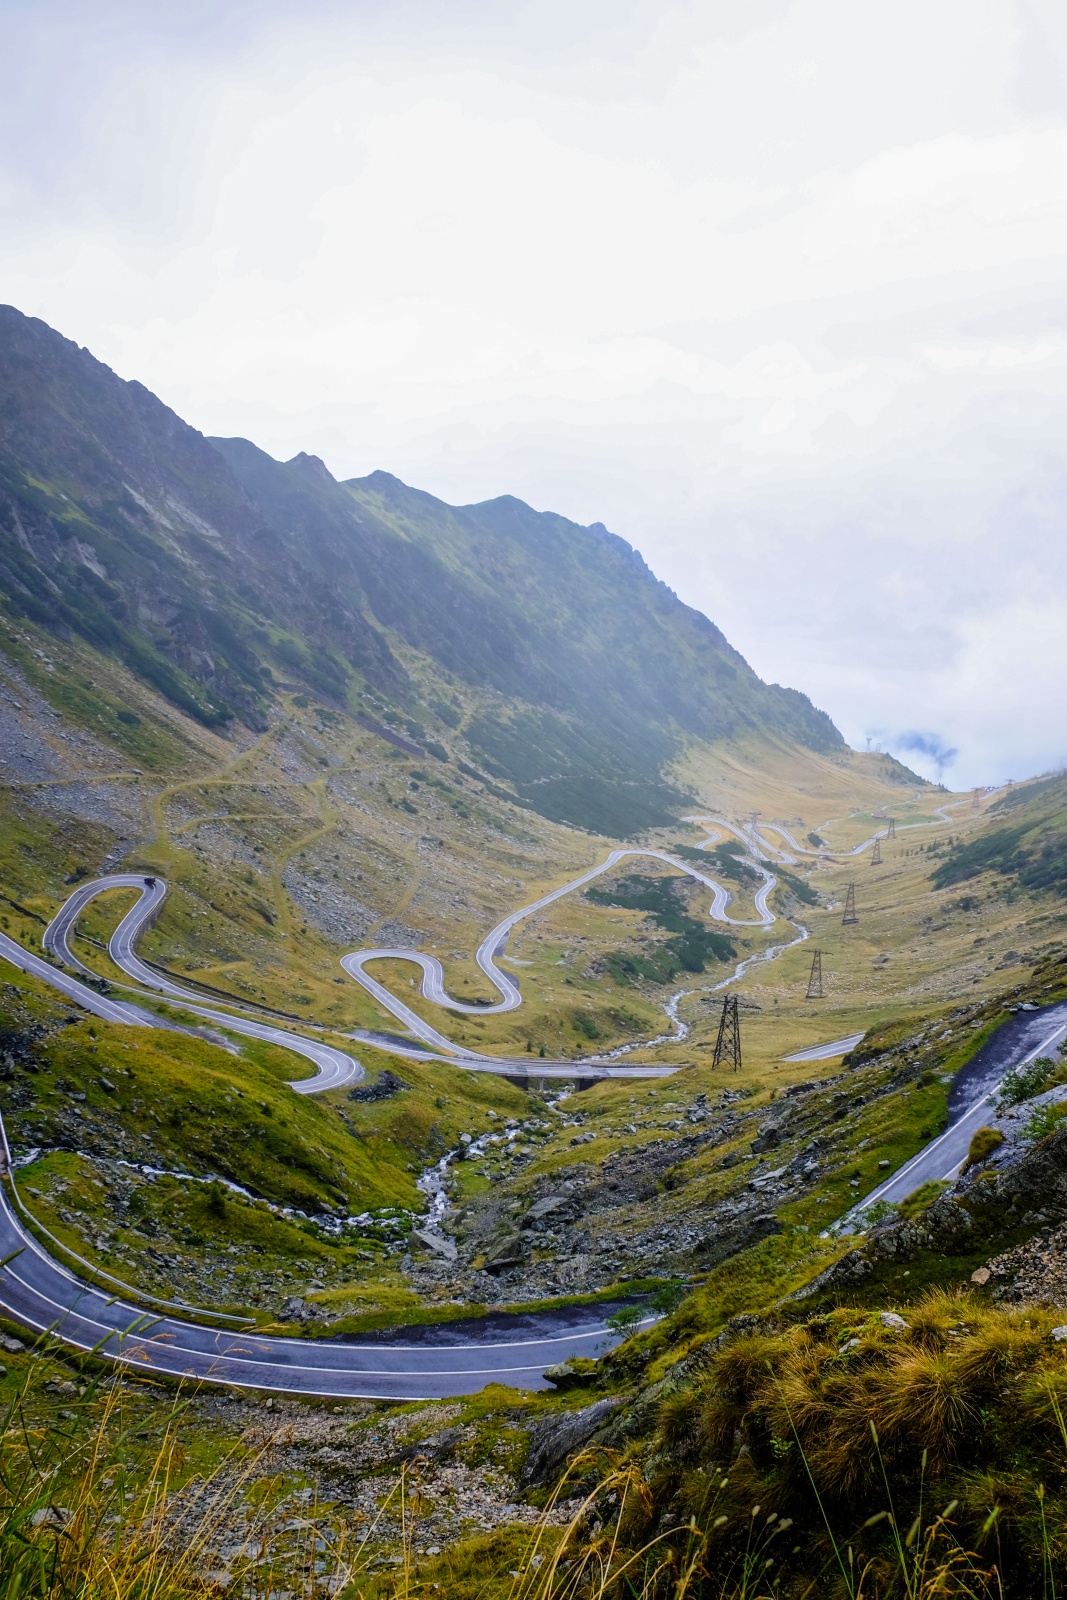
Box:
left=0, top=962, right=553, bottom=1321
left=586, top=873, right=737, bottom=982
left=0, top=629, right=193, bottom=772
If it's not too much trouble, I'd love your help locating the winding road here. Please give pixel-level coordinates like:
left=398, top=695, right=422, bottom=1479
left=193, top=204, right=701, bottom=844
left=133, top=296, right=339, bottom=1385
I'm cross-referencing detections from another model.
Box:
left=0, top=874, right=676, bottom=1395
left=0, top=795, right=990, bottom=1394
left=342, top=841, right=777, bottom=1058
left=0, top=837, right=783, bottom=1394
left=0, top=1134, right=648, bottom=1398
left=42, top=876, right=362, bottom=1095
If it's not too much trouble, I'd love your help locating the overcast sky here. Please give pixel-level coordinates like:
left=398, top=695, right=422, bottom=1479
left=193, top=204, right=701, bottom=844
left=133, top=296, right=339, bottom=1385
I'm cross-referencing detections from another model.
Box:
left=3, top=0, right=1067, bottom=787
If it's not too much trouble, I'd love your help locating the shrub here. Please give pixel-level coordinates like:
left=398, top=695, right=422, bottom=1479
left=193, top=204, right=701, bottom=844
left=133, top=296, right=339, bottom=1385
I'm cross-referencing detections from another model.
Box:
left=606, top=1306, right=643, bottom=1341
left=1023, top=1100, right=1067, bottom=1143
left=963, top=1126, right=1004, bottom=1169
left=650, top=1281, right=688, bottom=1316
left=998, top=1056, right=1064, bottom=1108
left=625, top=1292, right=1067, bottom=1595
left=898, top=1179, right=949, bottom=1220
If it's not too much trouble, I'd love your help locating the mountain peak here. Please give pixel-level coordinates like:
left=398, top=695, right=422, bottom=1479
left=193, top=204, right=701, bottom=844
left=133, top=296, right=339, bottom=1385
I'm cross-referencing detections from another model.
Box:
left=286, top=451, right=335, bottom=484
left=0, top=302, right=843, bottom=836
left=348, top=469, right=409, bottom=494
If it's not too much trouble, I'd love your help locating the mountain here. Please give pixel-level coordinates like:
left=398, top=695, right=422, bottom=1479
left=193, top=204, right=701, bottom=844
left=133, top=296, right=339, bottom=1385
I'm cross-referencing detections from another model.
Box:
left=930, top=770, right=1067, bottom=898
left=0, top=304, right=841, bottom=835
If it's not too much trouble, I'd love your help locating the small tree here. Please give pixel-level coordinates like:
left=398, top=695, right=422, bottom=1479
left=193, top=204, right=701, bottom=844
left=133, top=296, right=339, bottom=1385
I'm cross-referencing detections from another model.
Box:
left=650, top=1281, right=688, bottom=1317
left=606, top=1305, right=643, bottom=1341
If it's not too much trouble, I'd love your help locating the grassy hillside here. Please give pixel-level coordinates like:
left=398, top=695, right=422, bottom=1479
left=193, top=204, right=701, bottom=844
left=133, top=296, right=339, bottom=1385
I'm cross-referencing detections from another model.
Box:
left=5, top=307, right=1067, bottom=1597
left=930, top=772, right=1067, bottom=898
left=0, top=303, right=840, bottom=836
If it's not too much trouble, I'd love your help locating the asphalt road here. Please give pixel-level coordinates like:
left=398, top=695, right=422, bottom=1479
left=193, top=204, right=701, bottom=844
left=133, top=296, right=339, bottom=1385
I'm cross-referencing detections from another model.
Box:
left=0, top=878, right=656, bottom=1396
left=342, top=843, right=778, bottom=1041
left=754, top=792, right=991, bottom=865
left=782, top=1032, right=865, bottom=1063
left=0, top=821, right=1046, bottom=1394
left=43, top=876, right=362, bottom=1094
left=849, top=1001, right=1067, bottom=1220
left=41, top=875, right=680, bottom=1082
left=0, top=925, right=161, bottom=1028
left=0, top=1144, right=641, bottom=1398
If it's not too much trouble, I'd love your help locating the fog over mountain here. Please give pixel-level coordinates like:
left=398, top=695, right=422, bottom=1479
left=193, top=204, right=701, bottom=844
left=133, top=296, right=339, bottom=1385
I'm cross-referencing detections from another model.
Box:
left=0, top=303, right=845, bottom=836
left=3, top=0, right=1067, bottom=784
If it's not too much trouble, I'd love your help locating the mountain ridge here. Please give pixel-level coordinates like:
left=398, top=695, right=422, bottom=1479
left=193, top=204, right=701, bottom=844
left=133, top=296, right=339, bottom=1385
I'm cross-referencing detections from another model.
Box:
left=0, top=303, right=841, bottom=835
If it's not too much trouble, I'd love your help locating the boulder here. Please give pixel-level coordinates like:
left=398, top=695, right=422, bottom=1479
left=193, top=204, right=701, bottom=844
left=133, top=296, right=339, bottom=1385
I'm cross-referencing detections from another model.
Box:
left=484, top=1232, right=524, bottom=1272
left=523, top=1194, right=575, bottom=1227
left=347, top=1070, right=405, bottom=1103
left=281, top=1296, right=329, bottom=1322
left=412, top=1229, right=458, bottom=1261
left=752, top=1105, right=793, bottom=1154
left=542, top=1360, right=593, bottom=1389
left=520, top=1398, right=622, bottom=1488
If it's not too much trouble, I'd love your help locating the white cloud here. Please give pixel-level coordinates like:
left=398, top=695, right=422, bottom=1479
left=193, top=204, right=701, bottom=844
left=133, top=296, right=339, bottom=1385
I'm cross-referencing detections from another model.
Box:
left=1, top=0, right=1066, bottom=786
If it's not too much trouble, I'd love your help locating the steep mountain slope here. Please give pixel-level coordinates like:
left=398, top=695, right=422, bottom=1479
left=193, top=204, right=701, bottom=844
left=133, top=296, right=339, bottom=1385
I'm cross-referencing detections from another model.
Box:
left=930, top=770, right=1067, bottom=899
left=0, top=304, right=839, bottom=834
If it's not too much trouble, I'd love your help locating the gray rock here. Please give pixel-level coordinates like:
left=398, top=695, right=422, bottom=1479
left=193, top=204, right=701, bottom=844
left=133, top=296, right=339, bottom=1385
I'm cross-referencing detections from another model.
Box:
left=281, top=1296, right=328, bottom=1321
left=752, top=1105, right=793, bottom=1154
left=523, top=1195, right=574, bottom=1226
left=348, top=1071, right=405, bottom=1104
left=484, top=1232, right=524, bottom=1272
left=879, top=1311, right=908, bottom=1330
left=542, top=1361, right=588, bottom=1388
left=382, top=1424, right=466, bottom=1467
left=520, top=1398, right=622, bottom=1488
left=695, top=1211, right=781, bottom=1266
left=412, top=1229, right=458, bottom=1261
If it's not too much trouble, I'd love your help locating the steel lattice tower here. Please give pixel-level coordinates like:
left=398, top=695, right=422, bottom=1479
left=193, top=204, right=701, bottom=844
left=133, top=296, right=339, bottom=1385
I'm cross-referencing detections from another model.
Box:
left=806, top=949, right=824, bottom=999
left=871, top=837, right=882, bottom=865
left=887, top=817, right=896, bottom=838
left=712, top=994, right=742, bottom=1071
left=842, top=882, right=857, bottom=925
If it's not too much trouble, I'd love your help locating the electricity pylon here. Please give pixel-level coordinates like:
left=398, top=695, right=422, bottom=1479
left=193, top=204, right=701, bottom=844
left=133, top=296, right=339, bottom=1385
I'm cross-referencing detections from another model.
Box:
left=712, top=994, right=742, bottom=1071
left=842, top=882, right=857, bottom=925
left=806, top=949, right=824, bottom=999
left=972, top=787, right=982, bottom=810
left=887, top=817, right=896, bottom=838
left=871, top=837, right=882, bottom=865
